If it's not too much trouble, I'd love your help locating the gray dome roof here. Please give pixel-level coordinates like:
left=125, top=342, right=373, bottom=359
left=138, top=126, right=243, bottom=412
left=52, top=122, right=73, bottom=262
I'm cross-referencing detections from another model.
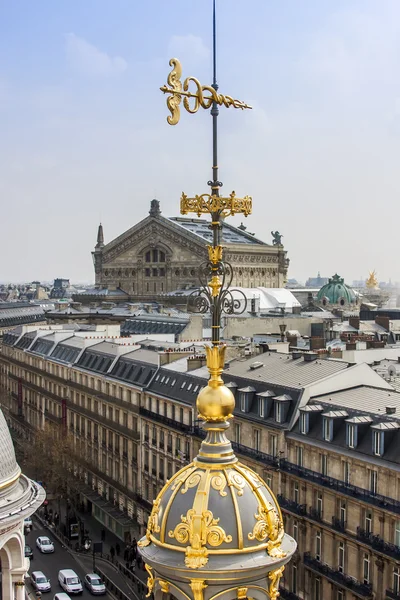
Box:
left=0, top=409, right=20, bottom=488
left=141, top=458, right=286, bottom=568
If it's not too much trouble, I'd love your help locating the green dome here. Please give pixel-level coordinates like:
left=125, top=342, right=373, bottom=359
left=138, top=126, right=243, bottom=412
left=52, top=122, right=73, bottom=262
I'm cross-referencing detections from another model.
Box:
left=316, top=273, right=356, bottom=306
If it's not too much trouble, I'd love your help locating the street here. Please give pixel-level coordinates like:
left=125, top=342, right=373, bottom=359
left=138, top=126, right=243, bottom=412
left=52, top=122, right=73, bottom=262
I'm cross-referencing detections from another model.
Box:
left=25, top=521, right=110, bottom=600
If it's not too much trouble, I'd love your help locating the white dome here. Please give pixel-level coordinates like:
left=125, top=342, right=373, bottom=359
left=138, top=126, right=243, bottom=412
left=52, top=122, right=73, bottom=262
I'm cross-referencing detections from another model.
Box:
left=0, top=410, right=20, bottom=488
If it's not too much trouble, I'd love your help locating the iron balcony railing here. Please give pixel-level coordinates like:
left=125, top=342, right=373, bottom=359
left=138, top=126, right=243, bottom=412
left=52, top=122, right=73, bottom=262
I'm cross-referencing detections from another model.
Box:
left=386, top=589, right=400, bottom=600
left=304, top=552, right=373, bottom=598
left=278, top=495, right=307, bottom=517
left=357, top=528, right=400, bottom=560
left=332, top=516, right=347, bottom=533
left=280, top=460, right=400, bottom=516
left=279, top=588, right=302, bottom=600
left=139, top=407, right=192, bottom=434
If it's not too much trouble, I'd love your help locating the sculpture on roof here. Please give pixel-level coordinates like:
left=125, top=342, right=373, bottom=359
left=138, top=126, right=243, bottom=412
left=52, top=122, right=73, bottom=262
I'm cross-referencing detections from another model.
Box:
left=271, top=230, right=283, bottom=246
left=366, top=270, right=379, bottom=289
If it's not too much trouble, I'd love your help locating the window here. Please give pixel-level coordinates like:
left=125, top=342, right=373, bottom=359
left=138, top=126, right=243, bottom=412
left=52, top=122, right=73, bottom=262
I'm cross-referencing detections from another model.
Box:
left=292, top=564, right=297, bottom=594
left=315, top=578, right=321, bottom=600
left=393, top=567, right=400, bottom=595
left=323, top=417, right=333, bottom=441
left=253, top=429, right=260, bottom=451
left=300, top=412, right=309, bottom=435
left=315, top=532, right=321, bottom=560
left=342, top=461, right=350, bottom=485
left=269, top=434, right=277, bottom=457
left=337, top=590, right=344, bottom=600
left=338, top=542, right=345, bottom=573
left=363, top=553, right=370, bottom=584
left=293, top=520, right=298, bottom=542
left=296, top=446, right=303, bottom=467
left=369, top=470, right=378, bottom=494
left=347, top=423, right=357, bottom=448
left=340, top=501, right=346, bottom=525
left=373, top=430, right=384, bottom=456
left=365, top=511, right=372, bottom=534
left=259, top=398, right=264, bottom=418
left=240, top=394, right=246, bottom=412
left=317, top=493, right=323, bottom=517
left=320, top=454, right=328, bottom=476
left=293, top=482, right=299, bottom=504
left=395, top=521, right=400, bottom=547
left=234, top=423, right=241, bottom=444
left=275, top=402, right=282, bottom=423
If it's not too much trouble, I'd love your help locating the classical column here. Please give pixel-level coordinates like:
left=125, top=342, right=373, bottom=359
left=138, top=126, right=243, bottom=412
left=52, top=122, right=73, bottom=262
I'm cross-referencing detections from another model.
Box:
left=1, top=567, right=12, bottom=600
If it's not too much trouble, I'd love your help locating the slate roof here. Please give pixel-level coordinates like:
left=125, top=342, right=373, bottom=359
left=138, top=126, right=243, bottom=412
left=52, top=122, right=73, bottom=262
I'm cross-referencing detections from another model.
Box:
left=169, top=217, right=268, bottom=246
left=0, top=303, right=45, bottom=328
left=121, top=315, right=189, bottom=336
left=310, top=385, right=400, bottom=415
left=213, top=353, right=349, bottom=389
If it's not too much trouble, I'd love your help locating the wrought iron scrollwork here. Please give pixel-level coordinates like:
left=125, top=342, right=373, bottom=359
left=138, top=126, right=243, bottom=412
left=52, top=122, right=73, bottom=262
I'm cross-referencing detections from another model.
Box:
left=188, top=258, right=247, bottom=317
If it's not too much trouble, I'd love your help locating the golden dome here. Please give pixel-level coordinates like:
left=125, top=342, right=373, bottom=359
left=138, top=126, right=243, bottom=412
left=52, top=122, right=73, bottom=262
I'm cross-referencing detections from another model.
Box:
left=139, top=456, right=287, bottom=570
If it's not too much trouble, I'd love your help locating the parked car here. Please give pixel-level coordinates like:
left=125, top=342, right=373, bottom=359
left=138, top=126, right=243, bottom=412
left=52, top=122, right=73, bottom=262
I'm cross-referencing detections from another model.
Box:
left=25, top=545, right=34, bottom=559
left=31, top=571, right=51, bottom=593
left=84, top=574, right=106, bottom=595
left=53, top=593, right=72, bottom=600
left=36, top=536, right=55, bottom=553
left=24, top=517, right=33, bottom=532
left=58, top=570, right=83, bottom=595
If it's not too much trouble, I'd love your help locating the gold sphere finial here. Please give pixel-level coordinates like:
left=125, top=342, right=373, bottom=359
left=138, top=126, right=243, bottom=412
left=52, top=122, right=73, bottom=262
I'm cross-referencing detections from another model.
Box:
left=197, top=345, right=235, bottom=422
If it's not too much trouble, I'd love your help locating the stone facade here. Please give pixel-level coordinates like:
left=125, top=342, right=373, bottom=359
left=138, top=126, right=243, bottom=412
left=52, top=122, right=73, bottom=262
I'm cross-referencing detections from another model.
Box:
left=92, top=199, right=289, bottom=297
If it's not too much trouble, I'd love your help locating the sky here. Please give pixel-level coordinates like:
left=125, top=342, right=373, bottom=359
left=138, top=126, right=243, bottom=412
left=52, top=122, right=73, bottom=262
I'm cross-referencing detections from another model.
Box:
left=1, top=0, right=400, bottom=285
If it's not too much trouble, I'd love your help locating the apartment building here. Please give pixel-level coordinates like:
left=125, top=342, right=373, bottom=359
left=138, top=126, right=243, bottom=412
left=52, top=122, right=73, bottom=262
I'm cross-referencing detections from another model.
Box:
left=1, top=325, right=400, bottom=600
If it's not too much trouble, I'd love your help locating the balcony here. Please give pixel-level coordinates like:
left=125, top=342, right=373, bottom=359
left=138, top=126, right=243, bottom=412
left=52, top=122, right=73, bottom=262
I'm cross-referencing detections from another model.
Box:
left=139, top=406, right=192, bottom=434
left=280, top=459, right=400, bottom=516
left=279, top=588, right=301, bottom=600
left=44, top=409, right=63, bottom=426
left=231, top=441, right=278, bottom=467
left=357, top=528, right=400, bottom=560
left=386, top=590, right=400, bottom=600
left=332, top=517, right=347, bottom=533
left=304, top=552, right=373, bottom=598
left=68, top=402, right=139, bottom=441
left=308, top=507, right=322, bottom=522
left=278, top=495, right=307, bottom=517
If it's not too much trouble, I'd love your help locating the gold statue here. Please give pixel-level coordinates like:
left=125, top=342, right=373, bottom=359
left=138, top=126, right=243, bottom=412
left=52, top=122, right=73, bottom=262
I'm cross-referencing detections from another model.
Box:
left=366, top=270, right=379, bottom=289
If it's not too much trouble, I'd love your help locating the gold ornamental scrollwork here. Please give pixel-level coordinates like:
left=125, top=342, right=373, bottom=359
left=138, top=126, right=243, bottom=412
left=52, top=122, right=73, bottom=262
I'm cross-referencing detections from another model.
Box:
left=190, top=580, right=208, bottom=600
left=161, top=58, right=252, bottom=126
left=168, top=508, right=232, bottom=568
left=237, top=588, right=248, bottom=600
left=248, top=502, right=286, bottom=558
left=159, top=580, right=170, bottom=594
left=208, top=245, right=223, bottom=264
left=210, top=472, right=227, bottom=497
left=139, top=497, right=161, bottom=547
left=268, top=566, right=285, bottom=600
left=145, top=564, right=155, bottom=598
left=181, top=192, right=252, bottom=218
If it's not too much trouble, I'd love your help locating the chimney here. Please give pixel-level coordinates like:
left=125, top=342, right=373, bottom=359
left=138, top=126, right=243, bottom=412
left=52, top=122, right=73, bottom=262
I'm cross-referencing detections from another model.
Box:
left=303, top=352, right=319, bottom=362
left=310, top=337, right=325, bottom=350
left=286, top=334, right=298, bottom=347
left=349, top=316, right=360, bottom=330
left=375, top=315, right=390, bottom=331
left=187, top=355, right=207, bottom=371
left=386, top=405, right=396, bottom=415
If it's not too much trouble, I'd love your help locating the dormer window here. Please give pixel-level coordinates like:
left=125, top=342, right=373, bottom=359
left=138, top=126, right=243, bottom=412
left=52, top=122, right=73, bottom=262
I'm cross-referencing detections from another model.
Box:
left=323, top=417, right=333, bottom=442
left=238, top=387, right=255, bottom=413
left=259, top=398, right=265, bottom=418
left=299, top=412, right=309, bottom=435
left=373, top=430, right=384, bottom=456
left=346, top=423, right=357, bottom=449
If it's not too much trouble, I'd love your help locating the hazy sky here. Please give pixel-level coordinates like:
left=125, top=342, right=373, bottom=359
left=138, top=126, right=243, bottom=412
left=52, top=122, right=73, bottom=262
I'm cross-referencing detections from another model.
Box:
left=1, top=1, right=400, bottom=285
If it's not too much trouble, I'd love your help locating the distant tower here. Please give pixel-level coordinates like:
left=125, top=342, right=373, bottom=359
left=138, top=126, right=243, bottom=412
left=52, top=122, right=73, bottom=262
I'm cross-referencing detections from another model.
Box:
left=92, top=223, right=105, bottom=286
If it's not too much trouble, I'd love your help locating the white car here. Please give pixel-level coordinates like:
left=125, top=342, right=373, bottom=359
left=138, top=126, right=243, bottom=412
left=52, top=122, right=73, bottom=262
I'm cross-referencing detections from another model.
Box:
left=24, top=517, right=33, bottom=531
left=84, top=574, right=106, bottom=595
left=31, top=571, right=51, bottom=593
left=54, top=594, right=72, bottom=600
left=36, top=536, right=55, bottom=553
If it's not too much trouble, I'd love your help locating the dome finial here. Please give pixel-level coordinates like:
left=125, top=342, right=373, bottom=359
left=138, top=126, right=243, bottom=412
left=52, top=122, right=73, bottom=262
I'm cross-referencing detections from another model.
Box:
left=196, top=345, right=234, bottom=422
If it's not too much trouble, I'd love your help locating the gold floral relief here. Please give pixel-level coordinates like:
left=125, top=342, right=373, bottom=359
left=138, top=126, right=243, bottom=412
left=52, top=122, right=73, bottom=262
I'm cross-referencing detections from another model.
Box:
left=210, top=472, right=227, bottom=497
left=237, top=587, right=248, bottom=599
left=228, top=470, right=246, bottom=496
left=168, top=507, right=232, bottom=565
left=190, top=579, right=208, bottom=600
left=248, top=502, right=286, bottom=558
left=268, top=566, right=285, bottom=600
left=171, top=465, right=197, bottom=491
left=139, top=496, right=161, bottom=546
left=159, top=580, right=170, bottom=594
left=240, top=467, right=263, bottom=489
left=145, top=564, right=155, bottom=598
left=181, top=471, right=203, bottom=495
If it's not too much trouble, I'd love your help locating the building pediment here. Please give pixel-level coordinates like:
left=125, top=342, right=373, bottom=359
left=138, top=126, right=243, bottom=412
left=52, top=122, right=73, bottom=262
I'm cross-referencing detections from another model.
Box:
left=102, top=216, right=207, bottom=263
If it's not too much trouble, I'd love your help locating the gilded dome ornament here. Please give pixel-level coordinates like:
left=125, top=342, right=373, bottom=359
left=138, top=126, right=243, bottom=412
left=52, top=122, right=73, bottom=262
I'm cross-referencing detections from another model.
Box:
left=139, top=1, right=296, bottom=597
